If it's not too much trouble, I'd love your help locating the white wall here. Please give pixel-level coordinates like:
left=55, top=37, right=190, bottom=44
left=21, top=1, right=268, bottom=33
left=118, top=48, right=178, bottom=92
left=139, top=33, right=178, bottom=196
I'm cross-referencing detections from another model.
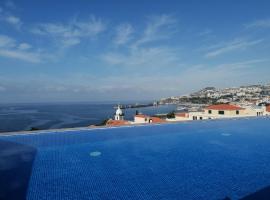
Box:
left=134, top=116, right=148, bottom=124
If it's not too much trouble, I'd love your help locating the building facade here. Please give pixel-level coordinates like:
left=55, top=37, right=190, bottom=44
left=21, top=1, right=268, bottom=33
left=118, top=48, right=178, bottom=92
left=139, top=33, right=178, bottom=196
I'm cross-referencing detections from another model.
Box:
left=134, top=114, right=165, bottom=124
left=204, top=104, right=246, bottom=118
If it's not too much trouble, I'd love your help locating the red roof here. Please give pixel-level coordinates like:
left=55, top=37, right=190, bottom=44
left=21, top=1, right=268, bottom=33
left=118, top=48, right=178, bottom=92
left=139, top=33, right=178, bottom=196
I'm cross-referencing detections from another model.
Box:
left=106, top=120, right=130, bottom=127
left=135, top=114, right=149, bottom=118
left=175, top=113, right=189, bottom=118
left=266, top=105, right=270, bottom=112
left=205, top=104, right=244, bottom=111
left=149, top=117, right=166, bottom=123
left=134, top=115, right=165, bottom=123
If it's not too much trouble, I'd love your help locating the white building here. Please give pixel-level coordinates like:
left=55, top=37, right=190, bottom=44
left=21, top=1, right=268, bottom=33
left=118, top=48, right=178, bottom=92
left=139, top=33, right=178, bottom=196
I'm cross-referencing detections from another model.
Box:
left=134, top=114, right=165, bottom=124
left=114, top=105, right=124, bottom=120
left=243, top=105, right=264, bottom=116
left=170, top=104, right=267, bottom=122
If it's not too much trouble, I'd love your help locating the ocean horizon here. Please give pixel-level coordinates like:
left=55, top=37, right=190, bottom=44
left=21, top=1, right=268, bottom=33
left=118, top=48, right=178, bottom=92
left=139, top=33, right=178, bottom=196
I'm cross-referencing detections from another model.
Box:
left=0, top=102, right=176, bottom=133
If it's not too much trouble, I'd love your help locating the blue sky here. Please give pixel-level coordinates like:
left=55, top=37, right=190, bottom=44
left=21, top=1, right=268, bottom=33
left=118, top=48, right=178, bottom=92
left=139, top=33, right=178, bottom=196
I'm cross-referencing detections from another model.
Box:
left=0, top=0, right=270, bottom=103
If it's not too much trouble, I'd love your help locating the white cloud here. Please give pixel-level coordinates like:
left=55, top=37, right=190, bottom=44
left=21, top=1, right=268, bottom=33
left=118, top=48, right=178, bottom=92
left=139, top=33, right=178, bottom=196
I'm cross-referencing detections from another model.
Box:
left=205, top=39, right=263, bottom=58
left=198, top=29, right=212, bottom=36
left=0, top=49, right=41, bottom=63
left=102, top=14, right=181, bottom=73
left=102, top=46, right=180, bottom=69
left=0, top=35, right=42, bottom=63
left=245, top=19, right=270, bottom=28
left=3, top=15, right=22, bottom=29
left=114, top=23, right=134, bottom=45
left=32, top=16, right=106, bottom=47
left=0, top=34, right=16, bottom=48
left=134, top=14, right=177, bottom=47
left=74, top=17, right=106, bottom=36
left=215, top=59, right=267, bottom=70
left=18, top=43, right=32, bottom=50
left=61, top=38, right=81, bottom=47
left=0, top=3, right=22, bottom=29
left=5, top=15, right=21, bottom=25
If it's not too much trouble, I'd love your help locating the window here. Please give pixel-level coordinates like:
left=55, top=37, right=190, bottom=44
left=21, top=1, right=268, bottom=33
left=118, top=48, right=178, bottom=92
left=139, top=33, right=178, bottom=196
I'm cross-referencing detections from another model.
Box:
left=200, top=117, right=203, bottom=120
left=218, top=110, right=224, bottom=115
left=208, top=110, right=212, bottom=114
left=236, top=110, right=239, bottom=115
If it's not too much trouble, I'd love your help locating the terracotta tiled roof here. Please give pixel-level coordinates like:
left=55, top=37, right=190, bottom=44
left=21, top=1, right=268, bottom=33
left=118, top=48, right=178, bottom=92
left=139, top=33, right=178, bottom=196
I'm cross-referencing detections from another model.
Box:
left=134, top=115, right=165, bottom=123
left=135, top=114, right=149, bottom=118
left=205, top=104, right=244, bottom=111
left=266, top=105, right=270, bottom=112
left=149, top=117, right=166, bottom=123
left=175, top=113, right=189, bottom=118
left=106, top=120, right=130, bottom=126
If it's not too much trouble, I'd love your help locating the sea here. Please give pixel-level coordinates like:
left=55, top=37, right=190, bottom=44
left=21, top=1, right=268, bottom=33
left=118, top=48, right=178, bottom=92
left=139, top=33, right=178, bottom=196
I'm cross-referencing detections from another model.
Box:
left=0, top=102, right=177, bottom=133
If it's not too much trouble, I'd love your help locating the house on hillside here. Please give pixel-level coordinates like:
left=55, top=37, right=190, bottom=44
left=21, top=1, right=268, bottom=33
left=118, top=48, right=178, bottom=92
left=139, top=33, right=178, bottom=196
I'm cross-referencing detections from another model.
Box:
left=265, top=105, right=270, bottom=116
left=244, top=105, right=264, bottom=116
left=204, top=104, right=246, bottom=117
left=134, top=114, right=165, bottom=124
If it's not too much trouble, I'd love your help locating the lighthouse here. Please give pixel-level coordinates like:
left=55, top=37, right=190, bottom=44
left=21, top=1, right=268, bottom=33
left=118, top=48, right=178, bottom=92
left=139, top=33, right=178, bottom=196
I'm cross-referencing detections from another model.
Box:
left=114, top=105, right=124, bottom=120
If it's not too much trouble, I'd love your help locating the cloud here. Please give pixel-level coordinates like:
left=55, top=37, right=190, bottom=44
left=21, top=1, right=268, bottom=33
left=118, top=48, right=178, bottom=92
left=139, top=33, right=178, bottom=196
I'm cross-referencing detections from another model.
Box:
left=0, top=34, right=16, bottom=48
left=114, top=23, right=134, bottom=45
left=5, top=15, right=22, bottom=28
left=215, top=59, right=267, bottom=70
left=0, top=49, right=42, bottom=63
left=32, top=16, right=106, bottom=47
left=134, top=14, right=177, bottom=47
left=102, top=46, right=180, bottom=70
left=18, top=43, right=32, bottom=50
left=0, top=2, right=22, bottom=29
left=198, top=29, right=212, bottom=36
left=205, top=38, right=263, bottom=58
left=245, top=19, right=270, bottom=28
left=102, top=14, right=180, bottom=71
left=0, top=35, right=42, bottom=63
left=61, top=38, right=80, bottom=47
left=0, top=15, right=22, bottom=29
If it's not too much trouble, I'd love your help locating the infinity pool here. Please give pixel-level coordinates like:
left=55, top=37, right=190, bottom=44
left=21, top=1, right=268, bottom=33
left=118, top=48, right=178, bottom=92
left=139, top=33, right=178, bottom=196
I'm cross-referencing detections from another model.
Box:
left=1, top=118, right=270, bottom=200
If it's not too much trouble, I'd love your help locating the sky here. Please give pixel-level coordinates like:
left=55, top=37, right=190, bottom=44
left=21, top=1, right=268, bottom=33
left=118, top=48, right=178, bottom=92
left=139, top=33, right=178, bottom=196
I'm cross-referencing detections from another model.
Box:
left=0, top=0, right=270, bottom=103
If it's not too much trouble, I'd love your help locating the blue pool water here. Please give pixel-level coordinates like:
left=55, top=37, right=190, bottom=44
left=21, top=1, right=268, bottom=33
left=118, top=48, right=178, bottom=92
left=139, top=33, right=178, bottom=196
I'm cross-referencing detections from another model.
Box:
left=1, top=118, right=270, bottom=200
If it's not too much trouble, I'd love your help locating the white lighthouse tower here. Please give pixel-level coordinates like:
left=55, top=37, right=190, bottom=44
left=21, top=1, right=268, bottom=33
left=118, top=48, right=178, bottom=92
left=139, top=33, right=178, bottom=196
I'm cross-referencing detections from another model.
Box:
left=115, top=105, right=124, bottom=120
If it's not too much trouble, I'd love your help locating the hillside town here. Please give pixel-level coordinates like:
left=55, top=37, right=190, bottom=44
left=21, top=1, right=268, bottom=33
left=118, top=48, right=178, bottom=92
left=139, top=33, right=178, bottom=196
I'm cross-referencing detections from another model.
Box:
left=100, top=84, right=270, bottom=127
left=159, top=84, right=270, bottom=105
